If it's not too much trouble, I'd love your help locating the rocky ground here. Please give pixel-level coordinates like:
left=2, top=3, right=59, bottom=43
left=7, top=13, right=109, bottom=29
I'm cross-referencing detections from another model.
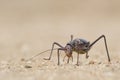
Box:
left=0, top=0, right=120, bottom=80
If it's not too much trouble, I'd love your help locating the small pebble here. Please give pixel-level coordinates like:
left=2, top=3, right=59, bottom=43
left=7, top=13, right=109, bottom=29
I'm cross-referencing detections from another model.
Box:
left=25, top=65, right=32, bottom=68
left=21, top=58, right=25, bottom=61
left=98, top=62, right=102, bottom=64
left=89, top=61, right=95, bottom=64
left=105, top=64, right=110, bottom=67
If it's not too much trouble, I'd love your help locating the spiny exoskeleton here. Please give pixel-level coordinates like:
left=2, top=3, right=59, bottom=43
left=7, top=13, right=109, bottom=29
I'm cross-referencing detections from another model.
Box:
left=44, top=35, right=111, bottom=66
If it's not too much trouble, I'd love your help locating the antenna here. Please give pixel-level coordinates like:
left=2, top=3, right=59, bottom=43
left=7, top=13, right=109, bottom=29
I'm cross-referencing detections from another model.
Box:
left=26, top=48, right=58, bottom=61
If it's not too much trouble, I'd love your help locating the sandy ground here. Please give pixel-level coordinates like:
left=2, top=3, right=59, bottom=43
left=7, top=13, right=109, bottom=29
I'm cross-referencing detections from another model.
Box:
left=0, top=0, right=120, bottom=80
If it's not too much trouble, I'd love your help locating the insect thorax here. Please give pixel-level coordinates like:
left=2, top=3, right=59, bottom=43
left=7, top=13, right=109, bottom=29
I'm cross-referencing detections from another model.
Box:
left=67, top=38, right=90, bottom=54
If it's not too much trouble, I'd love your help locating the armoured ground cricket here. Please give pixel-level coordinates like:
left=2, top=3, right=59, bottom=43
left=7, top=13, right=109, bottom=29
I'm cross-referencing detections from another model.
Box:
left=44, top=35, right=110, bottom=66
left=28, top=35, right=110, bottom=66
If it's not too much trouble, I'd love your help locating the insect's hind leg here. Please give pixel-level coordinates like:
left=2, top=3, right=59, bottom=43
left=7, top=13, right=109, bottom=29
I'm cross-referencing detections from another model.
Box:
left=44, top=42, right=64, bottom=60
left=89, top=35, right=110, bottom=62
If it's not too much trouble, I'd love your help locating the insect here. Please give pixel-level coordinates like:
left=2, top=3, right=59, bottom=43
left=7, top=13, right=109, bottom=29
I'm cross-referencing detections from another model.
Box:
left=44, top=35, right=111, bottom=66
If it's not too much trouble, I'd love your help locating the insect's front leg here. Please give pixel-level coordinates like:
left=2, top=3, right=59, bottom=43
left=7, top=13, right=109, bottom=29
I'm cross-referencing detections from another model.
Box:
left=71, top=55, right=73, bottom=62
left=63, top=55, right=66, bottom=62
left=63, top=55, right=73, bottom=63
left=67, top=55, right=73, bottom=63
left=57, top=48, right=65, bottom=65
left=67, top=57, right=70, bottom=63
left=44, top=42, right=64, bottom=60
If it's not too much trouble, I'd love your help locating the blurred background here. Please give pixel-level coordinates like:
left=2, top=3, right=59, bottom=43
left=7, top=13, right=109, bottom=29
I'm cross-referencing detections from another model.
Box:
left=0, top=0, right=120, bottom=60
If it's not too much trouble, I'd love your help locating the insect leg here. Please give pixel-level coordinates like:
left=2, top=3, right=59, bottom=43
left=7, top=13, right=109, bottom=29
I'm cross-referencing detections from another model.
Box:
left=67, top=57, right=70, bottom=63
left=44, top=42, right=64, bottom=60
left=71, top=55, right=73, bottom=62
left=63, top=55, right=66, bottom=62
left=86, top=52, right=89, bottom=59
left=76, top=53, right=79, bottom=66
left=57, top=48, right=65, bottom=65
left=89, top=35, right=110, bottom=62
